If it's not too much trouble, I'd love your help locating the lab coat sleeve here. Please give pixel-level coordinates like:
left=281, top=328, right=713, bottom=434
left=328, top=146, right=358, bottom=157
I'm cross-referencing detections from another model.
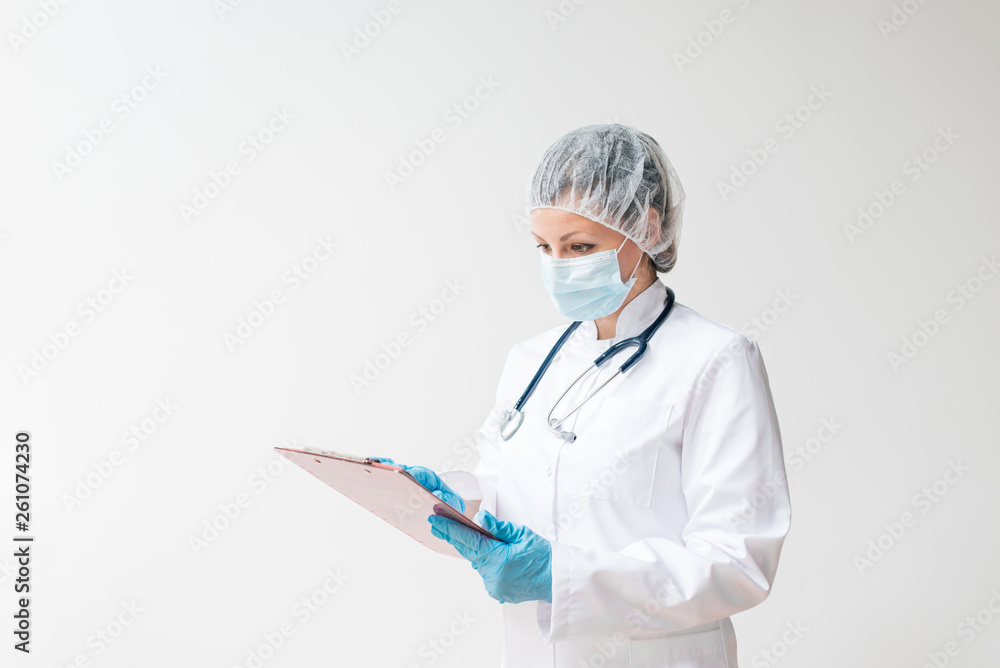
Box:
left=537, top=333, right=791, bottom=642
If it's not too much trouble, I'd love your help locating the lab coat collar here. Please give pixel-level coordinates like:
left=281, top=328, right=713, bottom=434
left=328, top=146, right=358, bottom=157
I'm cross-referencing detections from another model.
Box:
left=579, top=279, right=669, bottom=344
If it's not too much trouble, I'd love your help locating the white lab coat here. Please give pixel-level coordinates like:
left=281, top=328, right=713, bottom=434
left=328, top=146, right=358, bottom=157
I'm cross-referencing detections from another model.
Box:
left=439, top=279, right=791, bottom=668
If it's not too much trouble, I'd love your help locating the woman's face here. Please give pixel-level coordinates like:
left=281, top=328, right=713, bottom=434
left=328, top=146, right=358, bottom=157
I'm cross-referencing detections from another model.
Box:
left=530, top=208, right=646, bottom=283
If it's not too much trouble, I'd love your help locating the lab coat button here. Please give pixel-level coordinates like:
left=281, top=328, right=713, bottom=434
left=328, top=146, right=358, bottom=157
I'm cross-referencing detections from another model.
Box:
left=546, top=468, right=553, bottom=476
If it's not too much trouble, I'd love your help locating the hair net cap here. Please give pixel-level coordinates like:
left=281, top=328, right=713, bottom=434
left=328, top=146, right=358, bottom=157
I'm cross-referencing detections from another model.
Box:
left=525, top=123, right=686, bottom=273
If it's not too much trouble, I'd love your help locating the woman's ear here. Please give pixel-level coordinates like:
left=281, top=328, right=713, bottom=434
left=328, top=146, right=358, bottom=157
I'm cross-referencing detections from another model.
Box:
left=645, top=209, right=662, bottom=238
left=643, top=209, right=662, bottom=278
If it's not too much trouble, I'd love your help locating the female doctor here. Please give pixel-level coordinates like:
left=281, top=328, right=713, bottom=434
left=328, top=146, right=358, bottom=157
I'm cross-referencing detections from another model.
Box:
left=386, top=124, right=791, bottom=668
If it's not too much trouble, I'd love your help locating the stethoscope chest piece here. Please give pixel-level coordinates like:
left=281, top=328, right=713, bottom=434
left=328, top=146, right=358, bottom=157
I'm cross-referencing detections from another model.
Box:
left=499, top=408, right=524, bottom=441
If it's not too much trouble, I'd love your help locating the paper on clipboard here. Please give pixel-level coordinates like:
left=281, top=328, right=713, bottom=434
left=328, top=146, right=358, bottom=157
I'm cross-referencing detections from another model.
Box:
left=274, top=445, right=501, bottom=559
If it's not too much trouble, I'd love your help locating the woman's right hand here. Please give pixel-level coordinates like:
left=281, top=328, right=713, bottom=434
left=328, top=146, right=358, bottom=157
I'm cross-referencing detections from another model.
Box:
left=372, top=457, right=466, bottom=513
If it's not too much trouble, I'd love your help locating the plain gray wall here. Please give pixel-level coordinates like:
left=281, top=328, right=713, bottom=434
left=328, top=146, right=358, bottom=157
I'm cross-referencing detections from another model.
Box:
left=2, top=1, right=998, bottom=666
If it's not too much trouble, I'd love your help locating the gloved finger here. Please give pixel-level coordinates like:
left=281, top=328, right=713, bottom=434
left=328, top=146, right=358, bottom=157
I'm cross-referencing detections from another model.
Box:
left=432, top=489, right=466, bottom=513
left=405, top=467, right=467, bottom=512
left=428, top=515, right=489, bottom=560
left=430, top=523, right=483, bottom=563
left=429, top=515, right=481, bottom=550
left=405, top=465, right=442, bottom=492
left=439, top=482, right=465, bottom=513
left=432, top=489, right=458, bottom=509
left=475, top=510, right=521, bottom=543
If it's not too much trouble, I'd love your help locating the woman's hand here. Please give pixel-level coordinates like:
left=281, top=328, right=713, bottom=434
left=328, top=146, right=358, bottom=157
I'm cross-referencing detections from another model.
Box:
left=428, top=510, right=552, bottom=604
left=372, top=457, right=466, bottom=514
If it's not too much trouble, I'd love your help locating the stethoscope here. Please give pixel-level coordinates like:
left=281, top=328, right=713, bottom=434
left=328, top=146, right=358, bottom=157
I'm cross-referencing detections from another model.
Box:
left=498, top=286, right=676, bottom=444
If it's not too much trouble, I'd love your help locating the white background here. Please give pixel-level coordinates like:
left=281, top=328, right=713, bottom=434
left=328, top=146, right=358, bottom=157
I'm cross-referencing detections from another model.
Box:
left=2, top=0, right=999, bottom=666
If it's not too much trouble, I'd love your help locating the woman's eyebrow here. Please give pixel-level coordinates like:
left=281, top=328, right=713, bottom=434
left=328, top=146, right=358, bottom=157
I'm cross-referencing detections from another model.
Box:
left=531, top=231, right=590, bottom=243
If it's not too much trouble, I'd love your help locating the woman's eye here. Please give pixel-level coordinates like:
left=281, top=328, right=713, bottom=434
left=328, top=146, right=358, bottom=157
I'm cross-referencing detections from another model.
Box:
left=536, top=243, right=551, bottom=253
left=571, top=244, right=593, bottom=253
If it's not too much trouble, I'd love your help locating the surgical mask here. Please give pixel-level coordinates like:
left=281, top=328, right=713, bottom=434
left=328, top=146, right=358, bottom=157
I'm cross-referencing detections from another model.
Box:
left=539, top=237, right=642, bottom=321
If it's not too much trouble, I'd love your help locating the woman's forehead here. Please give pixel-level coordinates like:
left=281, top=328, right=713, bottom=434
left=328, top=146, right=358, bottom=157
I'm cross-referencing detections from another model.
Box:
left=530, top=209, right=610, bottom=239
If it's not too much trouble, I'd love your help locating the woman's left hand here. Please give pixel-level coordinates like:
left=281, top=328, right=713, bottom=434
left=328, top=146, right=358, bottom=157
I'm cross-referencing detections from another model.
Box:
left=372, top=457, right=466, bottom=513
left=428, top=510, right=552, bottom=604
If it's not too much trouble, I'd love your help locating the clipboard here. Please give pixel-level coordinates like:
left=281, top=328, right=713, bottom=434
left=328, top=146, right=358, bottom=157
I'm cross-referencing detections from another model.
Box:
left=274, top=445, right=501, bottom=559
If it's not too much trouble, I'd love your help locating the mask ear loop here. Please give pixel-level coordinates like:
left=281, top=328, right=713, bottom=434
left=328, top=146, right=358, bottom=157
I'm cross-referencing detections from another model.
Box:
left=616, top=237, right=643, bottom=282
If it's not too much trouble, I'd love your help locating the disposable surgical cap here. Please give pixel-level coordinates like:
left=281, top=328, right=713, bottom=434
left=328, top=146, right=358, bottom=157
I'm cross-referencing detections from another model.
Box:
left=525, top=123, right=685, bottom=273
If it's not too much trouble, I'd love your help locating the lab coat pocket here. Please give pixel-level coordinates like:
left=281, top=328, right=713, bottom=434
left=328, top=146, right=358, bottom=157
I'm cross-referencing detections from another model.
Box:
left=628, top=628, right=728, bottom=668
left=559, top=397, right=671, bottom=507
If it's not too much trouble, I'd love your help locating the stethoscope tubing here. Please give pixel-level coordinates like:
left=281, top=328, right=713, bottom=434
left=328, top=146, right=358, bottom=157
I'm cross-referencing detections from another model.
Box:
left=500, top=286, right=676, bottom=442
left=546, top=287, right=675, bottom=441
left=510, top=320, right=581, bottom=413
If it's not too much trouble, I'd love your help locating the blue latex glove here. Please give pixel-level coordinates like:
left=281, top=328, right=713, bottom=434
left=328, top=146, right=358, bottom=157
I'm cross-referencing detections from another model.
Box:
left=371, top=457, right=465, bottom=514
left=428, top=510, right=552, bottom=604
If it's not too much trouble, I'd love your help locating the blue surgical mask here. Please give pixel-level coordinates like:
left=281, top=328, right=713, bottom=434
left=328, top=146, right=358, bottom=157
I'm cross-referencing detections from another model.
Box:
left=539, top=237, right=642, bottom=321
